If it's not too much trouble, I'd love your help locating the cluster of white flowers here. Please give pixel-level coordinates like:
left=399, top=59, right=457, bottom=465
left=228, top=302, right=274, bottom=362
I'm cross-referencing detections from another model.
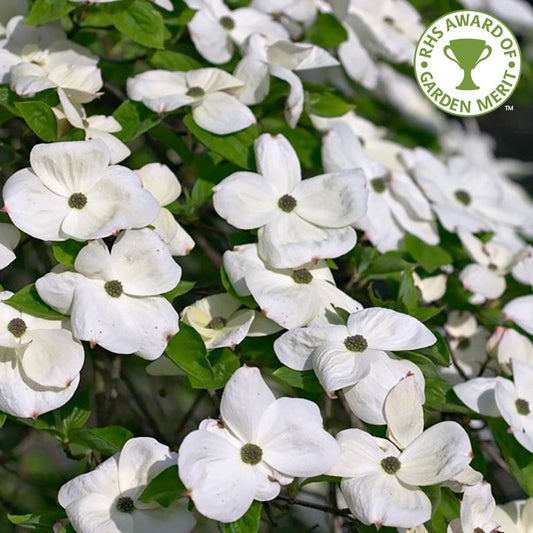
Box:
left=0, top=0, right=532, bottom=532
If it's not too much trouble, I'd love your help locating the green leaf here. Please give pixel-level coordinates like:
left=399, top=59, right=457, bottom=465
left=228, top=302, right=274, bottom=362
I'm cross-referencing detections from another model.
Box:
left=26, top=0, right=74, bottom=25
left=365, top=251, right=413, bottom=277
left=52, top=240, right=86, bottom=267
left=113, top=100, right=161, bottom=142
left=150, top=50, right=202, bottom=71
left=404, top=235, right=453, bottom=274
left=413, top=331, right=451, bottom=366
left=5, top=284, right=67, bottom=320
left=111, top=0, right=166, bottom=48
left=332, top=305, right=350, bottom=324
left=60, top=388, right=91, bottom=435
left=163, top=280, right=196, bottom=302
left=183, top=114, right=258, bottom=169
left=489, top=418, right=533, bottom=496
left=139, top=465, right=185, bottom=507
left=305, top=91, right=354, bottom=117
left=398, top=270, right=418, bottom=312
left=0, top=412, right=6, bottom=428
left=8, top=512, right=60, bottom=531
left=14, top=101, right=57, bottom=142
left=69, top=426, right=133, bottom=455
left=306, top=13, right=347, bottom=48
left=223, top=501, right=262, bottom=533
left=209, top=347, right=240, bottom=388
left=272, top=367, right=322, bottom=394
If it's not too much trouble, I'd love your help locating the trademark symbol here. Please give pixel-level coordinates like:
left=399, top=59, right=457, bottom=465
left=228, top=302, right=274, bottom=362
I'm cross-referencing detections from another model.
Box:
left=505, top=105, right=514, bottom=111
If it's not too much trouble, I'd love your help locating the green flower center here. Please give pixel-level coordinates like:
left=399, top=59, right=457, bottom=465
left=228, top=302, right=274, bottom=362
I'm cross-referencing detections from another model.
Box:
left=344, top=334, right=368, bottom=352
left=516, top=398, right=530, bottom=416
left=207, top=316, right=227, bottom=330
left=7, top=317, right=27, bottom=338
left=104, top=280, right=123, bottom=298
left=116, top=496, right=135, bottom=513
left=457, top=337, right=470, bottom=350
left=473, top=528, right=486, bottom=533
left=219, top=16, right=235, bottom=30
left=68, top=192, right=87, bottom=209
left=454, top=189, right=471, bottom=206
left=381, top=456, right=401, bottom=475
left=278, top=194, right=297, bottom=213
left=241, top=443, right=263, bottom=465
left=291, top=268, right=313, bottom=284
left=186, top=86, right=205, bottom=98
left=371, top=178, right=386, bottom=193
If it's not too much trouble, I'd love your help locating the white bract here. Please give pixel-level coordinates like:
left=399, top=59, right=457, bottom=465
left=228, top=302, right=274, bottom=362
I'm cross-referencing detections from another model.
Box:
left=178, top=366, right=340, bottom=522
left=127, top=67, right=256, bottom=135
left=503, top=296, right=533, bottom=336
left=0, top=17, right=102, bottom=102
left=36, top=229, right=181, bottom=359
left=0, top=292, right=83, bottom=418
left=182, top=293, right=255, bottom=350
left=69, top=0, right=173, bottom=9
left=447, top=482, right=500, bottom=533
left=274, top=307, right=435, bottom=396
left=214, top=133, right=367, bottom=268
left=493, top=498, right=533, bottom=533
left=458, top=230, right=515, bottom=302
left=250, top=0, right=321, bottom=36
left=487, top=327, right=533, bottom=372
left=458, top=0, right=533, bottom=33
left=0, top=223, right=19, bottom=270
left=322, top=122, right=438, bottom=252
left=0, top=3, right=27, bottom=37
left=223, top=243, right=362, bottom=329
left=184, top=0, right=288, bottom=64
left=330, top=376, right=473, bottom=529
left=55, top=88, right=130, bottom=164
left=235, top=35, right=338, bottom=127
left=3, top=139, right=159, bottom=241
left=413, top=272, right=447, bottom=303
left=59, top=437, right=195, bottom=533
left=512, top=246, right=533, bottom=287
left=135, top=163, right=195, bottom=256
left=494, top=360, right=533, bottom=452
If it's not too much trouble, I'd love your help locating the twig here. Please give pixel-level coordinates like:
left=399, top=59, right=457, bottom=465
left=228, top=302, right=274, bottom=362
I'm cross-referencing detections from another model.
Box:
left=275, top=494, right=352, bottom=518
left=175, top=389, right=205, bottom=442
left=193, top=233, right=223, bottom=267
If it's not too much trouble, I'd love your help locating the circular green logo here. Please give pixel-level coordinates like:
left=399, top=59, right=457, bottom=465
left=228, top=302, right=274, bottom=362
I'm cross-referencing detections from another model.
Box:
left=414, top=10, right=521, bottom=117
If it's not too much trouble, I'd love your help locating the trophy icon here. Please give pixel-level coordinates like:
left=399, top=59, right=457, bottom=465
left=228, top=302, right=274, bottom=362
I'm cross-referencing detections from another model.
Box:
left=443, top=39, right=492, bottom=90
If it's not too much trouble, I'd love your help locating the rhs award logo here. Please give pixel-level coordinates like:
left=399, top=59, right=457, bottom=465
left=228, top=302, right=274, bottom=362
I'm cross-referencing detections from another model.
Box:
left=414, top=10, right=521, bottom=117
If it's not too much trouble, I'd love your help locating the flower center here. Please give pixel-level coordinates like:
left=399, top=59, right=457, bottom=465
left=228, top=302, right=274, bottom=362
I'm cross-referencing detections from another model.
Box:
left=515, top=398, right=530, bottom=416
left=207, top=316, right=227, bottom=330
left=68, top=192, right=88, bottom=209
left=473, top=529, right=486, bottom=533
left=219, top=16, right=235, bottom=30
left=116, top=496, right=135, bottom=513
left=344, top=334, right=368, bottom=352
left=240, top=443, right=263, bottom=465
left=488, top=263, right=498, bottom=271
left=7, top=317, right=27, bottom=338
left=186, top=86, right=205, bottom=98
left=291, top=268, right=313, bottom=284
left=454, top=189, right=471, bottom=206
left=104, top=280, right=123, bottom=298
left=278, top=194, right=297, bottom=212
left=457, top=337, right=470, bottom=350
left=380, top=456, right=401, bottom=475
left=371, top=178, right=386, bottom=193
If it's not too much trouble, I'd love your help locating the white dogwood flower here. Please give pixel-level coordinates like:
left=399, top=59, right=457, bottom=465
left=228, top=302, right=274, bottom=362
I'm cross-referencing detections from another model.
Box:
left=0, top=292, right=83, bottom=418
left=322, top=122, right=438, bottom=252
left=330, top=377, right=472, bottom=529
left=56, top=88, right=130, bottom=164
left=274, top=307, right=435, bottom=396
left=458, top=230, right=515, bottom=302
left=0, top=17, right=102, bottom=102
left=0, top=223, right=19, bottom=270
left=178, top=366, right=339, bottom=522
left=223, top=243, right=362, bottom=329
left=493, top=498, right=533, bottom=533
left=36, top=229, right=181, bottom=359
left=447, top=482, right=501, bottom=533
left=512, top=246, right=533, bottom=287
left=135, top=163, right=195, bottom=256
left=182, top=293, right=255, bottom=351
left=3, top=140, right=159, bottom=242
left=127, top=68, right=256, bottom=135
left=488, top=327, right=533, bottom=372
left=59, top=437, right=195, bottom=533
left=494, top=360, right=533, bottom=452
left=235, top=34, right=338, bottom=127
left=214, top=133, right=367, bottom=268
left=184, top=0, right=288, bottom=64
